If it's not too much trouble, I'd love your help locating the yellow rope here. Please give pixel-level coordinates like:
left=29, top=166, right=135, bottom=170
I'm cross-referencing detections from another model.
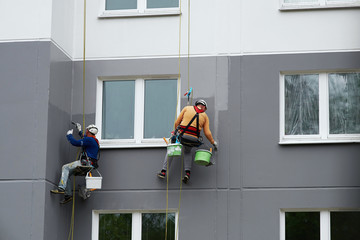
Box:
left=68, top=177, right=76, bottom=240
left=82, top=0, right=87, bottom=129
left=176, top=152, right=184, bottom=240
left=165, top=0, right=184, bottom=239
left=187, top=0, right=190, bottom=93
left=68, top=0, right=87, bottom=239
left=164, top=155, right=170, bottom=240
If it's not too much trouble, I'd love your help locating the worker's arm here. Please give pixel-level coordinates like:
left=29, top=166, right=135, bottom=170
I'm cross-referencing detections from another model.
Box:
left=202, top=116, right=215, bottom=144
left=67, top=133, right=83, bottom=147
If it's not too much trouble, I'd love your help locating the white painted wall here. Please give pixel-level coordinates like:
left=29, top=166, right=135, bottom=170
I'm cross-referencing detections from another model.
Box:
left=1, top=0, right=359, bottom=58
left=241, top=0, right=360, bottom=54
left=69, top=0, right=360, bottom=59
left=71, top=0, right=242, bottom=60
left=51, top=0, right=76, bottom=57
left=0, top=0, right=52, bottom=41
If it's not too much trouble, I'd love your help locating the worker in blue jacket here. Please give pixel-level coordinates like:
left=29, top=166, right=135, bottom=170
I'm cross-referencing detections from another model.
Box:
left=51, top=124, right=100, bottom=204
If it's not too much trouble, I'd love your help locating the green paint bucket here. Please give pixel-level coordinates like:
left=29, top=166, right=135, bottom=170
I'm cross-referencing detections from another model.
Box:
left=167, top=143, right=182, bottom=157
left=194, top=149, right=212, bottom=166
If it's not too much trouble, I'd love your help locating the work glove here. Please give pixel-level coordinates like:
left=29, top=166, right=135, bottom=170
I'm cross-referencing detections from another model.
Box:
left=67, top=129, right=73, bottom=135
left=75, top=122, right=81, bottom=132
left=213, top=141, right=218, bottom=151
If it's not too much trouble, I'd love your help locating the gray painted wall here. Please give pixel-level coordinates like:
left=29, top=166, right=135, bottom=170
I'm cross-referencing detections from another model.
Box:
left=2, top=41, right=360, bottom=240
left=45, top=42, right=74, bottom=240
left=0, top=41, right=50, bottom=240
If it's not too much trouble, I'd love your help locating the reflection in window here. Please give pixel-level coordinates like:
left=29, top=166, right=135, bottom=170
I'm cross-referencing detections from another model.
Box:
left=144, top=79, right=177, bottom=139
left=102, top=80, right=135, bottom=139
left=99, top=213, right=132, bottom=240
left=331, top=212, right=360, bottom=240
left=284, top=0, right=317, bottom=2
left=285, top=74, right=319, bottom=135
left=106, top=0, right=137, bottom=10
left=142, top=213, right=175, bottom=240
left=147, top=0, right=179, bottom=8
left=329, top=73, right=360, bottom=134
left=285, top=212, right=320, bottom=240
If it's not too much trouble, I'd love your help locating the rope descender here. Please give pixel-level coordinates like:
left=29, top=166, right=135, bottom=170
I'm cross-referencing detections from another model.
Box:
left=184, top=87, right=193, bottom=104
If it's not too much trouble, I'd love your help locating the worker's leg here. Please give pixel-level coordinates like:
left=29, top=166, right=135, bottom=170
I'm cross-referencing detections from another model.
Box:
left=182, top=146, right=194, bottom=183
left=58, top=160, right=81, bottom=195
left=162, top=152, right=173, bottom=171
left=183, top=146, right=193, bottom=172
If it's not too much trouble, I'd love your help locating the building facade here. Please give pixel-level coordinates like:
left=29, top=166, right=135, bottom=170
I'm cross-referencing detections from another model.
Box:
left=1, top=0, right=360, bottom=239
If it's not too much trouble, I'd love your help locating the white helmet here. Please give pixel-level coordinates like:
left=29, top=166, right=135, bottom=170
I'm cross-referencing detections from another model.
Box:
left=86, top=124, right=98, bottom=135
left=195, top=99, right=207, bottom=110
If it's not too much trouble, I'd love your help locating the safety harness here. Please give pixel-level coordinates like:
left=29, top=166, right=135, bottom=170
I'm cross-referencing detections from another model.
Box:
left=80, top=135, right=100, bottom=168
left=177, top=107, right=203, bottom=147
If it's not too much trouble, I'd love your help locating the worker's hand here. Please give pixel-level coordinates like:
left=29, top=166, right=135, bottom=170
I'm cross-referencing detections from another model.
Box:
left=75, top=123, right=81, bottom=132
left=205, top=162, right=214, bottom=167
left=67, top=129, right=73, bottom=135
left=213, top=141, right=218, bottom=151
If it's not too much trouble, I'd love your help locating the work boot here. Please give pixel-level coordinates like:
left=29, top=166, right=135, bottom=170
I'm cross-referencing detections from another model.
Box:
left=157, top=170, right=166, bottom=179
left=182, top=171, right=190, bottom=184
left=60, top=195, right=73, bottom=204
left=50, top=188, right=65, bottom=194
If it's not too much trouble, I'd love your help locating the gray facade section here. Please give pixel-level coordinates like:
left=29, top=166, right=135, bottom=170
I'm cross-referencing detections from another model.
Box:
left=0, top=41, right=51, bottom=240
left=1, top=41, right=360, bottom=240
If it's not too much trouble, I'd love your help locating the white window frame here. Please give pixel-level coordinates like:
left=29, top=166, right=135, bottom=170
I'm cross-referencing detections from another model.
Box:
left=99, top=0, right=181, bottom=18
left=92, top=210, right=179, bottom=240
left=280, top=209, right=360, bottom=240
left=279, top=71, right=360, bottom=144
left=96, top=76, right=181, bottom=148
left=279, top=0, right=360, bottom=10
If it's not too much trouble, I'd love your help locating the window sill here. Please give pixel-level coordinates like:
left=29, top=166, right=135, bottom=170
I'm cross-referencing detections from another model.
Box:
left=99, top=140, right=168, bottom=149
left=98, top=9, right=181, bottom=18
left=279, top=3, right=360, bottom=11
left=279, top=139, right=360, bottom=145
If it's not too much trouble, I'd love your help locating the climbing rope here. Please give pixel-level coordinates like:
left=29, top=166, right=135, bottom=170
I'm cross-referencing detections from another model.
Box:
left=67, top=0, right=87, bottom=239
left=165, top=0, right=193, bottom=239
left=67, top=178, right=76, bottom=240
left=82, top=0, right=87, bottom=129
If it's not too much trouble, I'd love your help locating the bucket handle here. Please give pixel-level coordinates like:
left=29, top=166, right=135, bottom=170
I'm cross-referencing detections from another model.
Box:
left=86, top=169, right=102, bottom=178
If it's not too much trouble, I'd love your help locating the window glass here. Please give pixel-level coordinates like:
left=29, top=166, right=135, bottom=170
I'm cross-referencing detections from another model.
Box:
left=106, top=0, right=137, bottom=10
left=331, top=212, right=360, bottom=240
left=329, top=73, right=360, bottom=134
left=142, top=213, right=175, bottom=240
left=144, top=79, right=177, bottom=139
left=285, top=212, right=320, bottom=240
left=99, top=213, right=132, bottom=240
left=102, top=80, right=135, bottom=139
left=285, top=74, right=319, bottom=135
left=147, top=0, right=179, bottom=8
left=284, top=0, right=317, bottom=3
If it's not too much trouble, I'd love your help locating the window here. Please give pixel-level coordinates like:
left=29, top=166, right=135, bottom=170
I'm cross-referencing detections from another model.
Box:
left=96, top=77, right=179, bottom=148
left=92, top=211, right=177, bottom=240
left=280, top=72, right=360, bottom=144
left=280, top=0, right=360, bottom=10
left=280, top=210, right=360, bottom=240
left=99, top=0, right=180, bottom=18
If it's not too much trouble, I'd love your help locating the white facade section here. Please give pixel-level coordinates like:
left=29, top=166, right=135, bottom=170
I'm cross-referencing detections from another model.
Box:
left=71, top=0, right=242, bottom=59
left=2, top=0, right=360, bottom=58
left=242, top=0, right=360, bottom=54
left=51, top=0, right=76, bottom=57
left=0, top=0, right=52, bottom=41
